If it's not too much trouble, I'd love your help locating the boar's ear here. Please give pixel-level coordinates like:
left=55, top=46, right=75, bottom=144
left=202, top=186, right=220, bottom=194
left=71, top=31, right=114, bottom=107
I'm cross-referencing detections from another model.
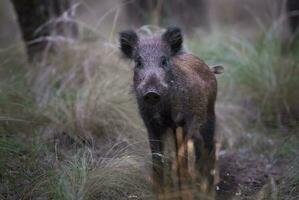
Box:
left=119, top=30, right=138, bottom=59
left=211, top=65, right=224, bottom=74
left=162, top=27, right=183, bottom=55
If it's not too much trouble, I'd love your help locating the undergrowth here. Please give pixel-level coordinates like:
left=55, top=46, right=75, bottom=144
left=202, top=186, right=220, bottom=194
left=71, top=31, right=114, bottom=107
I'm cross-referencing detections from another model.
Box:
left=190, top=29, right=299, bottom=128
left=0, top=24, right=298, bottom=199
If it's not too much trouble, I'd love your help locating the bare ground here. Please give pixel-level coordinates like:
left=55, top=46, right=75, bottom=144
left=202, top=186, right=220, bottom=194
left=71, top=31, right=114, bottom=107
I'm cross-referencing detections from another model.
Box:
left=216, top=150, right=283, bottom=200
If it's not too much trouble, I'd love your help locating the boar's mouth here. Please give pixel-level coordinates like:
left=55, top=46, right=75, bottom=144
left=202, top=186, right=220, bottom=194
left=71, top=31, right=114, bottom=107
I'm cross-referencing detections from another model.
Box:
left=143, top=90, right=161, bottom=105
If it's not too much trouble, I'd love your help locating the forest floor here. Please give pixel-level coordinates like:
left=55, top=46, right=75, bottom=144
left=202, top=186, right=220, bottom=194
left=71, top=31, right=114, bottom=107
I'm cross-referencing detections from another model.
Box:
left=217, top=150, right=283, bottom=199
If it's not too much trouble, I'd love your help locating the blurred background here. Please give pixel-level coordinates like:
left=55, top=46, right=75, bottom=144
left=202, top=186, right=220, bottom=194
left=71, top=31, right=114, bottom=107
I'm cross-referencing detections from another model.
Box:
left=0, top=0, right=298, bottom=199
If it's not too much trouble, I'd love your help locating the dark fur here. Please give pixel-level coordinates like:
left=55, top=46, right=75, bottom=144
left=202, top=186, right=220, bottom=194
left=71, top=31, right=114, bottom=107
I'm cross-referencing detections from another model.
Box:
left=119, top=27, right=218, bottom=186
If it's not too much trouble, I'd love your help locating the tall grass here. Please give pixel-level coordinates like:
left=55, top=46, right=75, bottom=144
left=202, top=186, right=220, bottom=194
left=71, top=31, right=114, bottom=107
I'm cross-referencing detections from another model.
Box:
left=0, top=28, right=153, bottom=199
left=0, top=17, right=299, bottom=199
left=27, top=41, right=147, bottom=144
left=190, top=29, right=299, bottom=128
left=26, top=35, right=153, bottom=198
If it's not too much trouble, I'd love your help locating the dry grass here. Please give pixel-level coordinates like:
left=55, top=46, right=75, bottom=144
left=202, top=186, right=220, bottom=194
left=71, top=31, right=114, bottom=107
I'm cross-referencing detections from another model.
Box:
left=27, top=40, right=147, bottom=143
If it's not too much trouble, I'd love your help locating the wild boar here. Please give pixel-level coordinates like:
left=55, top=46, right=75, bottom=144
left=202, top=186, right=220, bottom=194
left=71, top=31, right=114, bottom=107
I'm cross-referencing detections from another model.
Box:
left=119, top=27, right=222, bottom=193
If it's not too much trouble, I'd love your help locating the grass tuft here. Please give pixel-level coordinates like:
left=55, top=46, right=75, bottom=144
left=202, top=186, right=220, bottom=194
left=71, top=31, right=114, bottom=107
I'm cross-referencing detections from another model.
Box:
left=190, top=29, right=299, bottom=128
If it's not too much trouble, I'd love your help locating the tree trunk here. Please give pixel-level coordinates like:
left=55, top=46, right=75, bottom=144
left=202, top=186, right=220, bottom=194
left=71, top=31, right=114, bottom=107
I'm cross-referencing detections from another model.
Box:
left=10, top=0, right=78, bottom=61
left=125, top=0, right=209, bottom=32
left=286, top=0, right=299, bottom=35
left=164, top=0, right=209, bottom=32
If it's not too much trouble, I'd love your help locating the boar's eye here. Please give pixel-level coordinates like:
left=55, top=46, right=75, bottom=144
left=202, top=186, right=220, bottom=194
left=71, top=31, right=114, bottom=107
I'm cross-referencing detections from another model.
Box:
left=161, top=56, right=169, bottom=68
left=135, top=56, right=143, bottom=68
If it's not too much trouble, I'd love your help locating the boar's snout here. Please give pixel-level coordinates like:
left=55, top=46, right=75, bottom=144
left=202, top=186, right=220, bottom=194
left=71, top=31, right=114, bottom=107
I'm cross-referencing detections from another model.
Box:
left=143, top=90, right=161, bottom=105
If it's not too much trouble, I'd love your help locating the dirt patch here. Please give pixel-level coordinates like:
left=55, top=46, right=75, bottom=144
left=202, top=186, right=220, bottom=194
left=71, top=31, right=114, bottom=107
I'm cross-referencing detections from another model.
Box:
left=216, top=150, right=282, bottom=200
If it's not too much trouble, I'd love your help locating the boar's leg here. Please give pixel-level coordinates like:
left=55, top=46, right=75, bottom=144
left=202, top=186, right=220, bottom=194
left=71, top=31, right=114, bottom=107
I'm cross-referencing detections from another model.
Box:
left=162, top=128, right=180, bottom=195
left=176, top=127, right=186, bottom=188
left=200, top=113, right=215, bottom=153
left=184, top=117, right=202, bottom=188
left=176, top=127, right=195, bottom=200
left=186, top=114, right=216, bottom=195
left=196, top=113, right=216, bottom=194
left=144, top=120, right=166, bottom=190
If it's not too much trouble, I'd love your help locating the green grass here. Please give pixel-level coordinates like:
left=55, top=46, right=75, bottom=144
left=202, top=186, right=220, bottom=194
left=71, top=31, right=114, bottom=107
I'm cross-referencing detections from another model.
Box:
left=0, top=134, right=51, bottom=199
left=0, top=25, right=298, bottom=199
left=189, top=30, right=299, bottom=127
left=0, top=51, right=50, bottom=199
left=273, top=129, right=299, bottom=200
left=277, top=158, right=299, bottom=200
left=49, top=148, right=152, bottom=200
